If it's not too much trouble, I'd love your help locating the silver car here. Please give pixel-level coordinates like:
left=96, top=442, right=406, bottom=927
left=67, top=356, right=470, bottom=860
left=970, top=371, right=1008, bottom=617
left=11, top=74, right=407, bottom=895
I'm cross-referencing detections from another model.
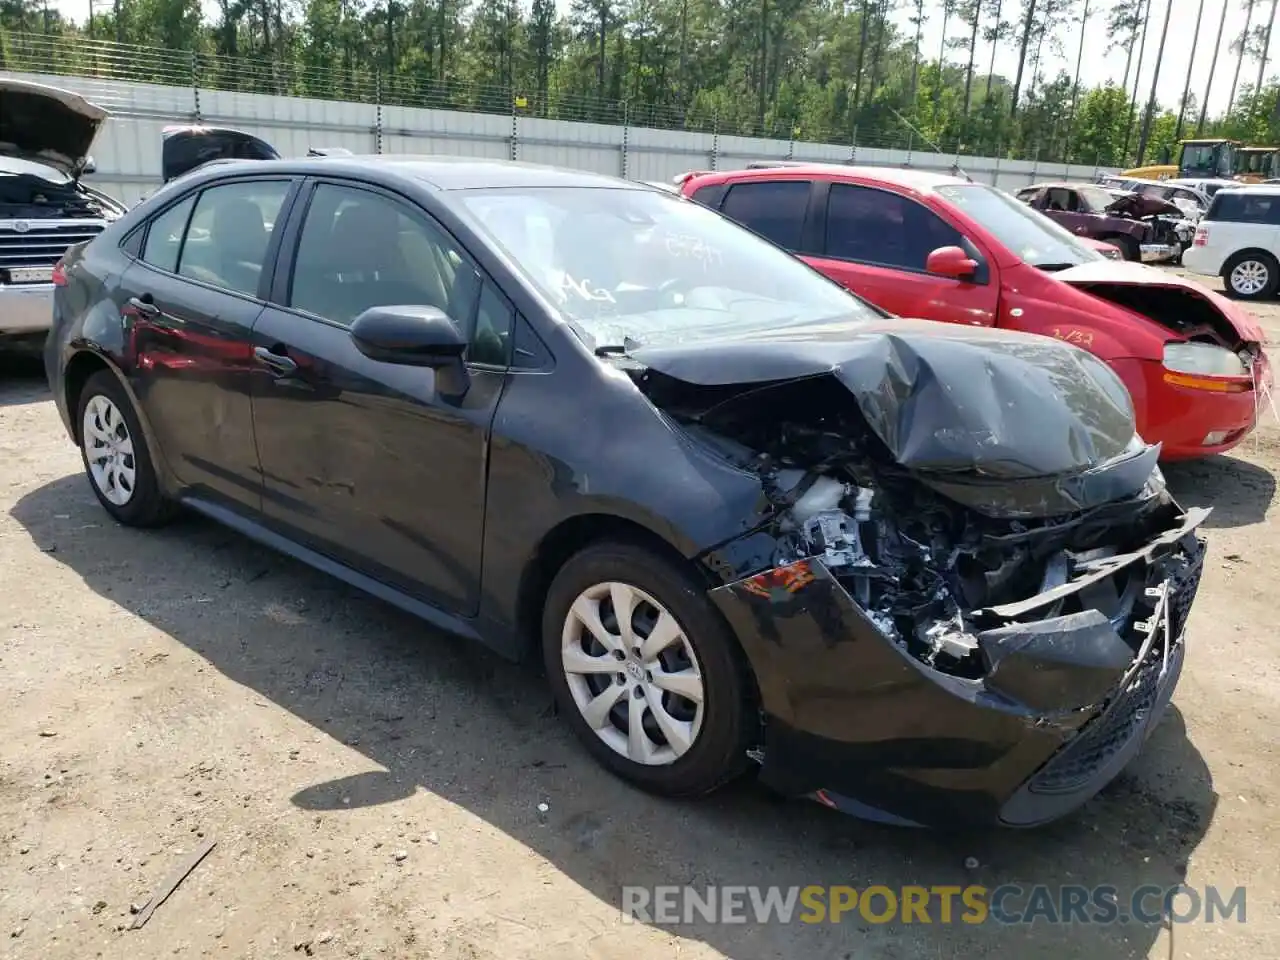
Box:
left=0, top=79, right=125, bottom=353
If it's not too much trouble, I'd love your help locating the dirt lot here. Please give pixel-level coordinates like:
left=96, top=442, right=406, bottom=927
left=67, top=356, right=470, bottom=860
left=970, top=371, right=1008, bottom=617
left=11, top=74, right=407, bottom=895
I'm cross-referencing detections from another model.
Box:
left=2, top=275, right=1279, bottom=960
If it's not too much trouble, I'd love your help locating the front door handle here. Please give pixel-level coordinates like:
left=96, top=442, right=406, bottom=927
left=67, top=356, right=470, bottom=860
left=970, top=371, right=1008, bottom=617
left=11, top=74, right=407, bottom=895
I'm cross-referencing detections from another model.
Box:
left=253, top=345, right=298, bottom=377
left=127, top=295, right=159, bottom=317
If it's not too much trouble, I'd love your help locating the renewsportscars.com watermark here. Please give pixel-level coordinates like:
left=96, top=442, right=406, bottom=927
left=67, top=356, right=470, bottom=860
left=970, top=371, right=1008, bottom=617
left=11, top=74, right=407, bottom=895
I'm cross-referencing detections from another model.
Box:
left=621, top=884, right=1247, bottom=926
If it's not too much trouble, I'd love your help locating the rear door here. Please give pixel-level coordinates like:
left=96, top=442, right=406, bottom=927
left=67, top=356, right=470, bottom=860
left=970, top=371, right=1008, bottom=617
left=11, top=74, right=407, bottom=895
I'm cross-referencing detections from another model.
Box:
left=117, top=176, right=297, bottom=513
left=248, top=178, right=513, bottom=616
left=801, top=181, right=1000, bottom=327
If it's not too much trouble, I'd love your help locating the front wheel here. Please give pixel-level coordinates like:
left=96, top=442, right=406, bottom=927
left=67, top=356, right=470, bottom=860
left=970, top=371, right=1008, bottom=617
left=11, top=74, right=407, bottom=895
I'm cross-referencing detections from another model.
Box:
left=1222, top=251, right=1280, bottom=301
left=542, top=541, right=756, bottom=797
left=76, top=370, right=178, bottom=527
left=1109, top=235, right=1140, bottom=262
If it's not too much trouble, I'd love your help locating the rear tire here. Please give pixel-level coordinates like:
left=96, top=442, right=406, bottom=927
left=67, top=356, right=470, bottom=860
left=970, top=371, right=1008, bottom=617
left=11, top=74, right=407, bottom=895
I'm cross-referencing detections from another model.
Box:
left=542, top=540, right=756, bottom=798
left=1222, top=251, right=1279, bottom=301
left=76, top=370, right=178, bottom=527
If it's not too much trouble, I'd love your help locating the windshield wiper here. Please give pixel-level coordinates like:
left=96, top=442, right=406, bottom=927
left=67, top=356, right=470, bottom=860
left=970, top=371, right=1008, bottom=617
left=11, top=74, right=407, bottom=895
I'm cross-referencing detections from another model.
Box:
left=593, top=334, right=644, bottom=357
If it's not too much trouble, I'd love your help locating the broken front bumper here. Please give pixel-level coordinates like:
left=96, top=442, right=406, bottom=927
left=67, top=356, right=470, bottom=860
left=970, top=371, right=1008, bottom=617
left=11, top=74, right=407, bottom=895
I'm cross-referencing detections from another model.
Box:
left=1139, top=243, right=1180, bottom=263
left=707, top=508, right=1207, bottom=828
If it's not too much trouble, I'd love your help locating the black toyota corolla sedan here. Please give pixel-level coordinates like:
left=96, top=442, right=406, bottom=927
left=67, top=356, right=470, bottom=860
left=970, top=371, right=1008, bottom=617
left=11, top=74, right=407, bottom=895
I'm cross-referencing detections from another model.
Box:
left=46, top=156, right=1206, bottom=828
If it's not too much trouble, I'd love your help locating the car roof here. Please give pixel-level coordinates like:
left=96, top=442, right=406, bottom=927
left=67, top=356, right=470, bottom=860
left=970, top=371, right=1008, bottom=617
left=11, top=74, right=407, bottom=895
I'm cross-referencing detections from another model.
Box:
left=696, top=163, right=971, bottom=192
left=1026, top=181, right=1102, bottom=190
left=172, top=155, right=646, bottom=192
left=1216, top=183, right=1280, bottom=195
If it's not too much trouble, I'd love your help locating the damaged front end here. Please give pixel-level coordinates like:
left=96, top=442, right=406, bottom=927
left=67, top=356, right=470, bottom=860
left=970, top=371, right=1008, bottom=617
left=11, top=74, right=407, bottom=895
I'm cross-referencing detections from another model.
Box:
left=628, top=324, right=1207, bottom=827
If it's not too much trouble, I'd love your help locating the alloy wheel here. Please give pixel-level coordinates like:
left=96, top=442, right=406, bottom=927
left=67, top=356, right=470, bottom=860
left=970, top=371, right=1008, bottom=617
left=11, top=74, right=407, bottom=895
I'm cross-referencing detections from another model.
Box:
left=560, top=580, right=705, bottom=766
left=1230, top=259, right=1270, bottom=296
left=82, top=394, right=137, bottom=506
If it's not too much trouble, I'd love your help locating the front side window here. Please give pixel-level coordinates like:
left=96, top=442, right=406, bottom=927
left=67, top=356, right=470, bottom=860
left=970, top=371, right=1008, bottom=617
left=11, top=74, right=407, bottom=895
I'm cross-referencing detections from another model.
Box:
left=824, top=183, right=965, bottom=271
left=177, top=179, right=291, bottom=296
left=719, top=180, right=811, bottom=250
left=937, top=183, right=1103, bottom=269
left=289, top=182, right=482, bottom=335
left=141, top=194, right=196, bottom=273
left=454, top=185, right=873, bottom=349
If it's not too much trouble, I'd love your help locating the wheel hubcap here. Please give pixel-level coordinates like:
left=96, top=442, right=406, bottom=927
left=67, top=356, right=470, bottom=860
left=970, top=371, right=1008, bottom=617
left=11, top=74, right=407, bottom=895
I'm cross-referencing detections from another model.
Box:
left=82, top=395, right=137, bottom=506
left=561, top=581, right=705, bottom=766
left=1231, top=260, right=1268, bottom=295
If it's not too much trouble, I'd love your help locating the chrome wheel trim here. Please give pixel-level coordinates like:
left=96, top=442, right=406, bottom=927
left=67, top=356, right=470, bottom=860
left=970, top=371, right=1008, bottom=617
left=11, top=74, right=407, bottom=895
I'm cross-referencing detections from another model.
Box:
left=560, top=581, right=705, bottom=766
left=82, top=394, right=137, bottom=507
left=1230, top=259, right=1269, bottom=296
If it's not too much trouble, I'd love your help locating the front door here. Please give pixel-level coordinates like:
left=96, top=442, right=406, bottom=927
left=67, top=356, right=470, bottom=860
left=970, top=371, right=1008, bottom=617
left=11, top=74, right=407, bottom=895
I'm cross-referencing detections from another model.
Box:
left=117, top=176, right=296, bottom=513
left=802, top=181, right=1000, bottom=328
left=249, top=179, right=513, bottom=616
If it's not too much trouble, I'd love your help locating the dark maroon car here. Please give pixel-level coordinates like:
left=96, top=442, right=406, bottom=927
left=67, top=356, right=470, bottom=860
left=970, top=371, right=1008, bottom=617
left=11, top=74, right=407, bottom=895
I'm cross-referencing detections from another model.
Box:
left=1015, top=181, right=1189, bottom=263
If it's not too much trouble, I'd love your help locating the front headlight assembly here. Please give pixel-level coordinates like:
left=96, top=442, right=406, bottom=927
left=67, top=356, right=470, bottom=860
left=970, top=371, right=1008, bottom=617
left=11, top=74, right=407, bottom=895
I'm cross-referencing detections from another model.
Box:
left=1163, top=342, right=1250, bottom=379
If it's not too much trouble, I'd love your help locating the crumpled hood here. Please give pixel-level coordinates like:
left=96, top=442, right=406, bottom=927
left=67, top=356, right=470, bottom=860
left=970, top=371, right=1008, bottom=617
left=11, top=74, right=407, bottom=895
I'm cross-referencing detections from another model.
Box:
left=1104, top=192, right=1183, bottom=218
left=630, top=319, right=1138, bottom=481
left=1054, top=260, right=1264, bottom=343
left=0, top=78, right=107, bottom=175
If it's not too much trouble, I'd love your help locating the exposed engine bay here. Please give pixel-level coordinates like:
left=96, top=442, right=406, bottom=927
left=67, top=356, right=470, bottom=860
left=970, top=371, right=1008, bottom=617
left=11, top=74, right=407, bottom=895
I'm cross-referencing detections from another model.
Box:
left=626, top=326, right=1206, bottom=687
left=0, top=171, right=120, bottom=219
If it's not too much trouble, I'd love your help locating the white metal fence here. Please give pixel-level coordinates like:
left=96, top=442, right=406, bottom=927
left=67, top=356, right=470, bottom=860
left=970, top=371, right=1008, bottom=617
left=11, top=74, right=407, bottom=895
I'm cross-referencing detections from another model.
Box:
left=3, top=69, right=1116, bottom=207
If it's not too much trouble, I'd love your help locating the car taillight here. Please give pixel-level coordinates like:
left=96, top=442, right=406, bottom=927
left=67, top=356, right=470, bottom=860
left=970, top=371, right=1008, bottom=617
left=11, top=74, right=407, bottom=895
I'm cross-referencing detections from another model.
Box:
left=1193, top=226, right=1209, bottom=246
left=51, top=259, right=68, bottom=286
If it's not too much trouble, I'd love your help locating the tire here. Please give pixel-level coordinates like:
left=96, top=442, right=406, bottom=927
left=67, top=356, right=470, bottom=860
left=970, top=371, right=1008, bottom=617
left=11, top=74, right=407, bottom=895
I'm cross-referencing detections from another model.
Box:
left=1221, top=251, right=1280, bottom=301
left=75, top=370, right=178, bottom=527
left=542, top=540, right=756, bottom=798
left=1108, top=235, right=1140, bottom=262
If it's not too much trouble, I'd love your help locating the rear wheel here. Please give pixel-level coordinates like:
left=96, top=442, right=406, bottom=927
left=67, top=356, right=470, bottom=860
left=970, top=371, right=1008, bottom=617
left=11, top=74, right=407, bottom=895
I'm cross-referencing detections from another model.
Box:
left=76, top=370, right=178, bottom=527
left=542, top=541, right=756, bottom=797
left=1222, top=251, right=1279, bottom=301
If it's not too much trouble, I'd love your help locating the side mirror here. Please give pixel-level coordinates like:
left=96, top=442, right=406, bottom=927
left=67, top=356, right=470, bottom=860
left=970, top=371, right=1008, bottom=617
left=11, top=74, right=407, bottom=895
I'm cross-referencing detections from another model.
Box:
left=350, top=305, right=465, bottom=366
left=925, top=245, right=979, bottom=281
left=350, top=305, right=471, bottom=398
left=80, top=155, right=96, bottom=175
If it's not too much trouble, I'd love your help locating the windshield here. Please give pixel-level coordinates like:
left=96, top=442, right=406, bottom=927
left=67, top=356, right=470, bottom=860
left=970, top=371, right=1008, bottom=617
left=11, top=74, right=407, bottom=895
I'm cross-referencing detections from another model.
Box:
left=1075, top=185, right=1120, bottom=213
left=454, top=186, right=876, bottom=347
left=1181, top=143, right=1231, bottom=177
left=936, top=184, right=1103, bottom=268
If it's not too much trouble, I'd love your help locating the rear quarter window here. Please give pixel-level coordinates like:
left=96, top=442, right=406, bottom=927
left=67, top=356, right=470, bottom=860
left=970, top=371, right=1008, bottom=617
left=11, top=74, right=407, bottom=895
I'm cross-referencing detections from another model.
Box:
left=688, top=183, right=728, bottom=209
left=1206, top=193, right=1280, bottom=224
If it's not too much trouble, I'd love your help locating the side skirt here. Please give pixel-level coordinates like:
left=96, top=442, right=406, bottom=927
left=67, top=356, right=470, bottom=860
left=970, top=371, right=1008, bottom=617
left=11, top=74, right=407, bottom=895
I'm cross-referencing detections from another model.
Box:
left=180, top=495, right=484, bottom=645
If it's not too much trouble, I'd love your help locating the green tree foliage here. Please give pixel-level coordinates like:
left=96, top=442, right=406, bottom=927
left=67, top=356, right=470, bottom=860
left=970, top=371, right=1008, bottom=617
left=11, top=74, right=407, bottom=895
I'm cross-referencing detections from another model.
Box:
left=0, top=0, right=1277, bottom=165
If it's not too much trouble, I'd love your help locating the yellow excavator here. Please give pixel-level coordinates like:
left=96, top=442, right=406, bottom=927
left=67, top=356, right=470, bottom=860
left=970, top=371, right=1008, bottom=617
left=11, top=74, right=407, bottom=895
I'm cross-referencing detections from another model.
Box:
left=1121, top=138, right=1238, bottom=181
left=1233, top=145, right=1280, bottom=183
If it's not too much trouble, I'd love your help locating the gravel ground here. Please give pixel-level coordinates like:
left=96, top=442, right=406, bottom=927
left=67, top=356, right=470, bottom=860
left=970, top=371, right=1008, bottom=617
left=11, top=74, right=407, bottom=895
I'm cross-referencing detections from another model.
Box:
left=2, top=272, right=1278, bottom=960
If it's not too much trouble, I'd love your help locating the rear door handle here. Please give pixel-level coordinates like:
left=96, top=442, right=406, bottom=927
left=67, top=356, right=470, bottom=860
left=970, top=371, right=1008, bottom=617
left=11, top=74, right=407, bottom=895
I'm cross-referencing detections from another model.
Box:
left=128, top=296, right=159, bottom=317
left=253, top=345, right=298, bottom=377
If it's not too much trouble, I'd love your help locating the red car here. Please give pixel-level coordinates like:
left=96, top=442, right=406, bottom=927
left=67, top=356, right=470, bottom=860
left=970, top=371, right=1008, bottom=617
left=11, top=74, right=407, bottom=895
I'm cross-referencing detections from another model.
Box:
left=676, top=165, right=1269, bottom=460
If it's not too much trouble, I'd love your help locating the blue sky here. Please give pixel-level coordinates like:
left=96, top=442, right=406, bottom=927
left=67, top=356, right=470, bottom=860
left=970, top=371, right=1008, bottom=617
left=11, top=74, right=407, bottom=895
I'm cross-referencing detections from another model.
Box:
left=49, top=0, right=1274, bottom=117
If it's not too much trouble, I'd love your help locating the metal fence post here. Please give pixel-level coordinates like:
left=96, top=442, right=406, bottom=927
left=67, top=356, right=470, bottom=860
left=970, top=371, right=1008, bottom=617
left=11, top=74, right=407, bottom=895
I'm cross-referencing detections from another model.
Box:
left=510, top=95, right=519, bottom=162
left=711, top=111, right=720, bottom=171
left=620, top=100, right=629, bottom=178
left=374, top=72, right=384, bottom=154
left=786, top=133, right=795, bottom=160
left=993, top=155, right=1001, bottom=189
left=850, top=125, right=858, bottom=164
left=190, top=51, right=201, bottom=122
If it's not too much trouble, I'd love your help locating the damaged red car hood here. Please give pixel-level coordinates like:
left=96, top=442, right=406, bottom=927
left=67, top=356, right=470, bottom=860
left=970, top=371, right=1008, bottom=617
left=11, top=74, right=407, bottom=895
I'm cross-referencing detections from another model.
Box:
left=1054, top=260, right=1265, bottom=343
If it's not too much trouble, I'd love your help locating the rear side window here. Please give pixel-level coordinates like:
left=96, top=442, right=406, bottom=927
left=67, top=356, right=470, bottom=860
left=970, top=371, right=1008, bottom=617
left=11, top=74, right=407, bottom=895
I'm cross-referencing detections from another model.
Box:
left=824, top=183, right=964, bottom=271
left=1206, top=192, right=1280, bottom=224
left=141, top=195, right=196, bottom=273
left=689, top=183, right=728, bottom=209
left=177, top=180, right=292, bottom=296
left=719, top=180, right=810, bottom=250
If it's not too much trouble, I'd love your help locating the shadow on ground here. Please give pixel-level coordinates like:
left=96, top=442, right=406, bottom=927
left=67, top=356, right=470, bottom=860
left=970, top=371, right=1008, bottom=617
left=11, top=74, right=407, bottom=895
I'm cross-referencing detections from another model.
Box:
left=0, top=354, right=49, bottom=407
left=1163, top=453, right=1275, bottom=529
left=11, top=476, right=1219, bottom=960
